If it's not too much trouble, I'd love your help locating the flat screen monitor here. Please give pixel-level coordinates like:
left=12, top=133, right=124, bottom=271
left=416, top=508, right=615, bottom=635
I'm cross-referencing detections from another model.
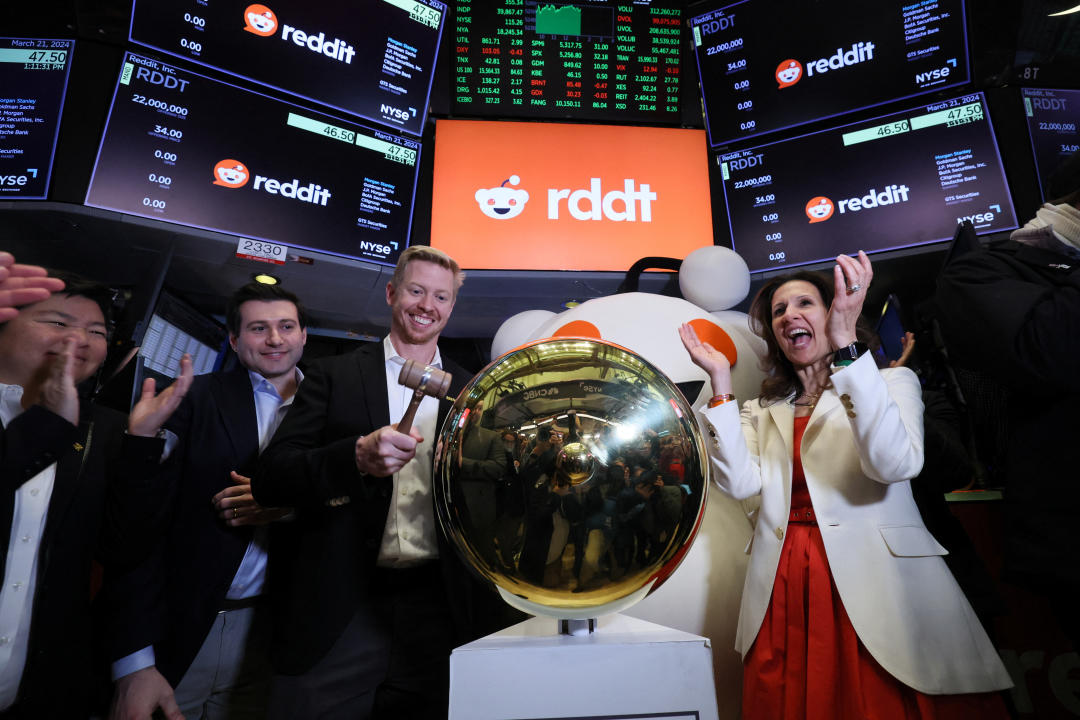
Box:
left=138, top=290, right=227, bottom=379
left=86, top=52, right=422, bottom=267
left=128, top=0, right=447, bottom=135
left=1021, top=87, right=1080, bottom=202
left=452, top=0, right=683, bottom=125
left=716, top=92, right=1017, bottom=273
left=430, top=119, right=713, bottom=271
left=689, top=0, right=970, bottom=147
left=0, top=37, right=75, bottom=199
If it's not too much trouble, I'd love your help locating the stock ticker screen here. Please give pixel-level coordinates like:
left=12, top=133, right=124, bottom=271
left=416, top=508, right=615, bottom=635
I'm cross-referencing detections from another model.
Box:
left=717, top=93, right=1017, bottom=273
left=129, top=0, right=446, bottom=135
left=690, top=0, right=969, bottom=147
left=453, top=0, right=684, bottom=124
left=0, top=37, right=75, bottom=199
left=85, top=52, right=422, bottom=266
left=1021, top=88, right=1080, bottom=202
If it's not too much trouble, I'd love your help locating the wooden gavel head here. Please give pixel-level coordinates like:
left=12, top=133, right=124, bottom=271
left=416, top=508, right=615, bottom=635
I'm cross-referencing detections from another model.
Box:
left=396, top=359, right=453, bottom=434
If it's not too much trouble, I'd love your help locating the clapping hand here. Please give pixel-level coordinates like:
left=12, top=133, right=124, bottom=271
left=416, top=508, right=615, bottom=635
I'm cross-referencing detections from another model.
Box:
left=0, top=252, right=65, bottom=322
left=127, top=354, right=194, bottom=437
left=22, top=336, right=80, bottom=425
left=679, top=322, right=733, bottom=397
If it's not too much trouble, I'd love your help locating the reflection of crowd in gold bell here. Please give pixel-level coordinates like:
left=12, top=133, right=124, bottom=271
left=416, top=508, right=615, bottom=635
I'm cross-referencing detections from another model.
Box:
left=434, top=338, right=707, bottom=619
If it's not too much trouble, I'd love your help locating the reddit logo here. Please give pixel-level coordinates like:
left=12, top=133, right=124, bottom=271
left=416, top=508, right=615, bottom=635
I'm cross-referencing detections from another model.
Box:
left=213, top=160, right=250, bottom=188
left=475, top=175, right=530, bottom=220
left=243, top=5, right=278, bottom=36
left=776, top=59, right=802, bottom=89
left=805, top=196, right=834, bottom=223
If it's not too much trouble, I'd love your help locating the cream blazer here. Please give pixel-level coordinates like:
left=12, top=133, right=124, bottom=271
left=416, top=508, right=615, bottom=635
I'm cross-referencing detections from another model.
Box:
left=699, top=353, right=1012, bottom=694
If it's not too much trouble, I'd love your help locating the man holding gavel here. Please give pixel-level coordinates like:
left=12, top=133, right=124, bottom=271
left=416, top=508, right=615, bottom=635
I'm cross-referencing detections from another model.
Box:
left=254, top=246, right=488, bottom=719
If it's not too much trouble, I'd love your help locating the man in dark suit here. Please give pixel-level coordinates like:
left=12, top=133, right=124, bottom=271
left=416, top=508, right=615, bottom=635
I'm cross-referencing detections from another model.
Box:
left=0, top=267, right=191, bottom=718
left=104, top=282, right=307, bottom=720
left=255, top=246, right=509, bottom=719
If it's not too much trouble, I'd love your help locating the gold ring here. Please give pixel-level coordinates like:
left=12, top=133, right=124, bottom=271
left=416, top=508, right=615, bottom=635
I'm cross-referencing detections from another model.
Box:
left=233, top=508, right=240, bottom=519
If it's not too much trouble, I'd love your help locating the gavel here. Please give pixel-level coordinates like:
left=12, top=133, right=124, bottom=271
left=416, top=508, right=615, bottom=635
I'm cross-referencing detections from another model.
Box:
left=396, top=359, right=453, bottom=435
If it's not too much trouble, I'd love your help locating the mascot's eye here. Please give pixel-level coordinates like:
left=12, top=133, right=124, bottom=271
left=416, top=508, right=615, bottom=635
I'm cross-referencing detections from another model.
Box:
left=487, top=198, right=496, bottom=205
left=552, top=320, right=602, bottom=340
left=509, top=199, right=517, bottom=206
left=687, top=318, right=738, bottom=367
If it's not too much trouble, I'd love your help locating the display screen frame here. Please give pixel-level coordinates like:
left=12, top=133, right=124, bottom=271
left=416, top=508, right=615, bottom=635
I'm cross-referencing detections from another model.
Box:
left=430, top=118, right=714, bottom=272
left=715, top=91, right=1018, bottom=274
left=127, top=0, right=448, bottom=136
left=451, top=0, right=686, bottom=126
left=1020, top=87, right=1080, bottom=203
left=85, top=51, right=425, bottom=267
left=0, top=36, right=76, bottom=200
left=688, top=0, right=972, bottom=148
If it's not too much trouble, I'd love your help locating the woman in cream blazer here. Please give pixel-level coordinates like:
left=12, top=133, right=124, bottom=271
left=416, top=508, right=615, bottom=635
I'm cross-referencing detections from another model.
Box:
left=681, top=252, right=1011, bottom=717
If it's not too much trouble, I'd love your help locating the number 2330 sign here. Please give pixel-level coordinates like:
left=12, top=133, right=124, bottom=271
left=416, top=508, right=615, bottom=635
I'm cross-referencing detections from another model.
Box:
left=236, top=238, right=287, bottom=265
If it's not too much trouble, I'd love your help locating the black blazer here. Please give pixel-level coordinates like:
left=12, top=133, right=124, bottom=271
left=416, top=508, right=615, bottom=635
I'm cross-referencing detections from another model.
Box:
left=99, top=368, right=260, bottom=686
left=255, top=342, right=494, bottom=674
left=0, top=401, right=163, bottom=718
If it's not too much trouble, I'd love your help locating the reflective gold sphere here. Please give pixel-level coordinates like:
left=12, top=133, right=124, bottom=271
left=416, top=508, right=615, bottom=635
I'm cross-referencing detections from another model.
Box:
left=434, top=337, right=708, bottom=619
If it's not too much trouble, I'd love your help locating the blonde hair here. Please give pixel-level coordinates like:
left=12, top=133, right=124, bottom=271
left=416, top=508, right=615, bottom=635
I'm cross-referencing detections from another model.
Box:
left=391, top=246, right=465, bottom=294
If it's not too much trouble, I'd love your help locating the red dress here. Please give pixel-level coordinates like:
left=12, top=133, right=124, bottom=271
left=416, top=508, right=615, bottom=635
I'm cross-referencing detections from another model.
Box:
left=741, top=416, right=1008, bottom=720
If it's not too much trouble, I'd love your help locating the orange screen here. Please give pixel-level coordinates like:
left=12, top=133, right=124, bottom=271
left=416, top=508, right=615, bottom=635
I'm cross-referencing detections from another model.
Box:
left=430, top=119, right=714, bottom=271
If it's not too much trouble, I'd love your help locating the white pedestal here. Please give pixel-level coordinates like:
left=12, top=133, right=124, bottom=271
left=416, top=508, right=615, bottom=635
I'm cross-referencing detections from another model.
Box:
left=450, top=614, right=720, bottom=720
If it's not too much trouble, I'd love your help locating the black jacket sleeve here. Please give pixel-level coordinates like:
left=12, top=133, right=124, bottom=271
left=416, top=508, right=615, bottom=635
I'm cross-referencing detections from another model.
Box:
left=253, top=360, right=366, bottom=509
left=936, top=241, right=1080, bottom=393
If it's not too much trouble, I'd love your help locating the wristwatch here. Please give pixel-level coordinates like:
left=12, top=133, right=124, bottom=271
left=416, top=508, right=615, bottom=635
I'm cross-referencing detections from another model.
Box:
left=832, top=342, right=869, bottom=365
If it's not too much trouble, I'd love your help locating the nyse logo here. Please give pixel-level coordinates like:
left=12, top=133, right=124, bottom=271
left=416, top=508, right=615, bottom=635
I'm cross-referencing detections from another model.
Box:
left=0, top=173, right=29, bottom=187
left=915, top=59, right=957, bottom=85
left=957, top=204, right=1001, bottom=227
left=358, top=241, right=391, bottom=254
left=915, top=66, right=950, bottom=83
left=381, top=104, right=414, bottom=122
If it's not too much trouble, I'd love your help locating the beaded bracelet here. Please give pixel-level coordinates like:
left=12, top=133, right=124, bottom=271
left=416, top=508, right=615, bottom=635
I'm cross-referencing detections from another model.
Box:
left=708, top=393, right=736, bottom=408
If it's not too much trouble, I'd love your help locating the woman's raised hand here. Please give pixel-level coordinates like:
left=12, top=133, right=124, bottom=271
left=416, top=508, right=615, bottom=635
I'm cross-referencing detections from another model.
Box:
left=826, top=250, right=873, bottom=350
left=679, top=322, right=733, bottom=396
